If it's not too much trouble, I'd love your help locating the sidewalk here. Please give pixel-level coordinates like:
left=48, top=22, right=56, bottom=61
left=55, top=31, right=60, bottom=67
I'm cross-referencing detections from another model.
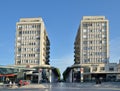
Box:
left=19, top=84, right=46, bottom=89
left=0, top=84, right=46, bottom=89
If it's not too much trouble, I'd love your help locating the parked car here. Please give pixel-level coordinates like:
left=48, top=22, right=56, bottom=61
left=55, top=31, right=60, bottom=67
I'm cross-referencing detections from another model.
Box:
left=18, top=80, right=30, bottom=86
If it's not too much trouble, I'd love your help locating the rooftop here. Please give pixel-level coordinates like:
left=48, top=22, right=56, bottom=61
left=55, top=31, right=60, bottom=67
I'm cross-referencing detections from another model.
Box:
left=19, top=17, right=43, bottom=22
left=83, top=16, right=106, bottom=20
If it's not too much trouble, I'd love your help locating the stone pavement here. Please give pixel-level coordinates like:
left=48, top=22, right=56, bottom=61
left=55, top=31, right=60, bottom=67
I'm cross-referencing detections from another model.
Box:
left=19, top=84, right=46, bottom=89
left=43, top=82, right=120, bottom=89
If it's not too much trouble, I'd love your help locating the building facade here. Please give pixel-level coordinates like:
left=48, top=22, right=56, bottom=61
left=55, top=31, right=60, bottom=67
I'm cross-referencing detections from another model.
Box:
left=73, top=16, right=110, bottom=82
left=63, top=16, right=120, bottom=82
left=15, top=17, right=50, bottom=67
left=74, top=16, right=109, bottom=64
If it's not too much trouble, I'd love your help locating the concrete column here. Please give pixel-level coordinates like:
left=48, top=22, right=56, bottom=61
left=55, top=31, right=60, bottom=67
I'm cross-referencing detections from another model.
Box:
left=90, top=66, right=93, bottom=72
left=70, top=70, right=72, bottom=82
left=38, top=72, right=42, bottom=84
left=72, top=69, right=74, bottom=82
left=38, top=69, right=42, bottom=84
left=80, top=68, right=84, bottom=82
left=89, top=74, right=91, bottom=81
left=49, top=69, right=52, bottom=83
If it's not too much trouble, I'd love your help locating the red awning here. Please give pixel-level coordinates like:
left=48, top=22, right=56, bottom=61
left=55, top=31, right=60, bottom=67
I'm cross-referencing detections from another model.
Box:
left=0, top=74, right=16, bottom=77
left=4, top=74, right=16, bottom=77
left=0, top=74, right=3, bottom=77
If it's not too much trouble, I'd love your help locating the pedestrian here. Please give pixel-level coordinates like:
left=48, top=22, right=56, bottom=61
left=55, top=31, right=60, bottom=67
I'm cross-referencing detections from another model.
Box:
left=9, top=81, right=12, bottom=87
left=13, top=81, right=16, bottom=86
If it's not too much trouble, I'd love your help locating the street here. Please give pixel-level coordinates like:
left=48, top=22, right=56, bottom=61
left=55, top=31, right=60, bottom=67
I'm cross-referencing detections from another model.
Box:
left=1, top=82, right=120, bottom=91
left=44, top=82, right=120, bottom=91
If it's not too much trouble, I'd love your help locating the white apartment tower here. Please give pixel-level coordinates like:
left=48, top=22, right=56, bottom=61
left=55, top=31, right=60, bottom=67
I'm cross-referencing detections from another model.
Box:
left=74, top=16, right=109, bottom=64
left=15, top=17, right=50, bottom=67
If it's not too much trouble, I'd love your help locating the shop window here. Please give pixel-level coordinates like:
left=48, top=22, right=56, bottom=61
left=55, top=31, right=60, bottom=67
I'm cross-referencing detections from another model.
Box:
left=93, top=67, right=97, bottom=72
left=109, top=67, right=114, bottom=71
left=100, top=67, right=105, bottom=71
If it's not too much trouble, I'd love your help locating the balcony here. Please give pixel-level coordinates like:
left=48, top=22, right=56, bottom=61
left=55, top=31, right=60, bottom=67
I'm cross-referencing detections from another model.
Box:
left=17, top=37, right=21, bottom=41
left=17, top=42, right=21, bottom=46
left=46, top=46, right=50, bottom=50
left=36, top=36, right=40, bottom=40
left=46, top=51, right=50, bottom=54
left=46, top=55, right=50, bottom=59
left=18, top=27, right=22, bottom=30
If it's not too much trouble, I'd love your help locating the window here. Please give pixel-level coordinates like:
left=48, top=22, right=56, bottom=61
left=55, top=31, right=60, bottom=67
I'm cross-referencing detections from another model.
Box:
left=100, top=67, right=105, bottom=71
left=83, top=47, right=87, bottom=50
left=99, top=40, right=102, bottom=44
left=102, top=40, right=106, bottom=44
left=17, top=61, right=21, bottom=64
left=96, top=23, right=99, bottom=26
left=92, top=67, right=97, bottom=72
left=83, top=35, right=87, bottom=38
left=18, top=25, right=22, bottom=30
left=109, top=67, right=115, bottom=71
left=23, top=54, right=26, bottom=57
left=102, top=35, right=105, bottom=38
left=83, top=29, right=87, bottom=32
left=17, top=43, right=21, bottom=46
left=90, top=46, right=93, bottom=50
left=35, top=54, right=38, bottom=57
left=83, top=23, right=87, bottom=27
left=37, top=25, right=41, bottom=28
left=26, top=60, right=28, bottom=63
left=34, top=25, right=36, bottom=28
left=17, top=37, right=21, bottom=41
left=109, top=67, right=114, bottom=71
left=98, top=30, right=102, bottom=32
left=19, top=31, right=22, bottom=35
left=83, top=53, right=87, bottom=56
left=83, top=41, right=87, bottom=44
left=90, top=41, right=93, bottom=44
left=102, top=23, right=105, bottom=26
left=32, top=25, right=34, bottom=28
left=98, top=34, right=101, bottom=38
left=90, top=23, right=92, bottom=26
left=35, top=48, right=40, bottom=52
left=22, top=31, right=24, bottom=34
left=84, top=59, right=87, bottom=63
left=101, top=52, right=106, bottom=56
left=102, top=29, right=105, bottom=32
left=18, top=48, right=21, bottom=52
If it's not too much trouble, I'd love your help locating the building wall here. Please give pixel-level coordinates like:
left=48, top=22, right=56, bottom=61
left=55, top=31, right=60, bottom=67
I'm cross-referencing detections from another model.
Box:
left=74, top=16, right=109, bottom=65
left=105, top=63, right=118, bottom=72
left=65, top=70, right=72, bottom=82
left=64, top=16, right=120, bottom=82
left=15, top=17, right=50, bottom=67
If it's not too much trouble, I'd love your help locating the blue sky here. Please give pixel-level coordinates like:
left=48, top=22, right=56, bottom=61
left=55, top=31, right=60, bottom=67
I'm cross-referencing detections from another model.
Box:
left=0, top=0, right=120, bottom=75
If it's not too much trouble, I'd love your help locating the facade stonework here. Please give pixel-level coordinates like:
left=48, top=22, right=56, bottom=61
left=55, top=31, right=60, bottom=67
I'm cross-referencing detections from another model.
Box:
left=15, top=18, right=50, bottom=67
left=63, top=16, right=120, bottom=82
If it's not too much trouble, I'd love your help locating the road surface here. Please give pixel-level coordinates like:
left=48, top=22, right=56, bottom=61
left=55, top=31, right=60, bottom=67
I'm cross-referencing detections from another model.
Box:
left=0, top=82, right=120, bottom=91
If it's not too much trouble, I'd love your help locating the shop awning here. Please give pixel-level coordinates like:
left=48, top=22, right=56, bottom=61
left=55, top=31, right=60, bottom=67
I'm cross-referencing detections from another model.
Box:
left=0, top=74, right=16, bottom=77
left=0, top=74, right=3, bottom=77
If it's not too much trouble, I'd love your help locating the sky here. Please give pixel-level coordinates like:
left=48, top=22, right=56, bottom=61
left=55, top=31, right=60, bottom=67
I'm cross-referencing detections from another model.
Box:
left=0, top=0, right=120, bottom=76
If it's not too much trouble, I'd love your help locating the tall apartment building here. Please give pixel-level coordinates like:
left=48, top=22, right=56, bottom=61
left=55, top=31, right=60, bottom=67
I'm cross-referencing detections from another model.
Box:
left=15, top=17, right=50, bottom=67
left=74, top=16, right=109, bottom=64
